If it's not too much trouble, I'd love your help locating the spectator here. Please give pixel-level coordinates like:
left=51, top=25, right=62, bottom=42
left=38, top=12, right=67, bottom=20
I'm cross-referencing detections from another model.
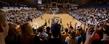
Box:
left=5, top=23, right=20, bottom=44
left=20, top=23, right=34, bottom=44
left=0, top=11, right=9, bottom=44
left=65, top=31, right=77, bottom=44
left=101, top=24, right=109, bottom=44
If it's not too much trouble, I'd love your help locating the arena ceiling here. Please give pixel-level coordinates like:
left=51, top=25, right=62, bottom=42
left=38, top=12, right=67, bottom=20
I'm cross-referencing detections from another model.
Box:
left=0, top=0, right=109, bottom=7
left=0, top=0, right=109, bottom=4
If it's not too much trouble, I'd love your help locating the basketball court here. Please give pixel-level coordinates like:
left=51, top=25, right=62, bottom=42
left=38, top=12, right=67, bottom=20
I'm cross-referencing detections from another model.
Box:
left=30, top=13, right=85, bottom=29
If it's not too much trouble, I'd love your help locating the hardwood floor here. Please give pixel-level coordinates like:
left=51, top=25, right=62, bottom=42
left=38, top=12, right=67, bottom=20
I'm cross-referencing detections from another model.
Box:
left=30, top=13, right=85, bottom=29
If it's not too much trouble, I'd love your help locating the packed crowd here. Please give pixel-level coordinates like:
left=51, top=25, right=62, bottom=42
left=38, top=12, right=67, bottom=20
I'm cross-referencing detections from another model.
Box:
left=69, top=8, right=109, bottom=25
left=5, top=8, right=43, bottom=24
left=0, top=10, right=109, bottom=44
